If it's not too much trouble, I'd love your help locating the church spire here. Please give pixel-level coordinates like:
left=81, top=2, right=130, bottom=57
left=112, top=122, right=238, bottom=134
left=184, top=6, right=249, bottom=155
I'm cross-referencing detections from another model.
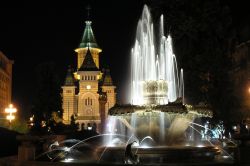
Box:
left=79, top=6, right=99, bottom=49
left=64, top=66, right=75, bottom=86
left=103, top=68, right=114, bottom=86
left=86, top=5, right=91, bottom=21
left=78, top=47, right=98, bottom=71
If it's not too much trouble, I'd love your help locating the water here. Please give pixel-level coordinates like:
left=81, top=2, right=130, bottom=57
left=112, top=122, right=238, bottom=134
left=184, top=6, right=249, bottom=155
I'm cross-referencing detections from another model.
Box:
left=131, top=5, right=181, bottom=105
left=106, top=4, right=212, bottom=146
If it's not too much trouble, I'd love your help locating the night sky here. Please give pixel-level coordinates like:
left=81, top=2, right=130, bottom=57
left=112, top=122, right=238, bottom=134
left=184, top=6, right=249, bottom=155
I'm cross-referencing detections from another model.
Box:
left=0, top=0, right=249, bottom=118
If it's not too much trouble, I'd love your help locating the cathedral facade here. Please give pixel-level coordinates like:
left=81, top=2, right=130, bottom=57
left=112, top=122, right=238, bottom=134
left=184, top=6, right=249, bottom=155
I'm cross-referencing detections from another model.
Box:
left=62, top=19, right=116, bottom=132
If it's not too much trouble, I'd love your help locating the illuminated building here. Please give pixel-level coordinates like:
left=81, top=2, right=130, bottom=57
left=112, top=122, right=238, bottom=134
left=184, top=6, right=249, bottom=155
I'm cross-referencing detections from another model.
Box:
left=0, top=51, right=13, bottom=116
left=62, top=19, right=116, bottom=132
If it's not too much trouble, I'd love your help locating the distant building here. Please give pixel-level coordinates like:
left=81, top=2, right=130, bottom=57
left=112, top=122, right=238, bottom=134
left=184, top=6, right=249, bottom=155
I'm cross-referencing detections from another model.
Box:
left=62, top=19, right=116, bottom=132
left=229, top=40, right=250, bottom=117
left=0, top=51, right=13, bottom=114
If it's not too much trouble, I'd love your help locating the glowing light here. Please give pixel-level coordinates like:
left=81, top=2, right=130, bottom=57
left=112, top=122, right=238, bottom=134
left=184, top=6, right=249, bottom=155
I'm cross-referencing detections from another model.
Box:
left=41, top=121, right=46, bottom=127
left=5, top=104, right=17, bottom=113
left=132, top=142, right=139, bottom=147
left=6, top=115, right=15, bottom=121
left=29, top=115, right=34, bottom=122
left=222, top=155, right=230, bottom=159
left=140, top=144, right=151, bottom=148
left=5, top=104, right=17, bottom=123
left=73, top=72, right=80, bottom=80
left=64, top=147, right=70, bottom=152
left=86, top=85, right=91, bottom=90
left=196, top=144, right=204, bottom=147
left=88, top=126, right=92, bottom=130
left=63, top=158, right=74, bottom=162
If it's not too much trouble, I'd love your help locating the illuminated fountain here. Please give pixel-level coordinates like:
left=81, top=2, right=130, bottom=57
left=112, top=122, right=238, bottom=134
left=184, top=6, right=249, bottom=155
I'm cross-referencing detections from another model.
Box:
left=95, top=5, right=220, bottom=163
left=36, top=5, right=235, bottom=164
left=107, top=5, right=212, bottom=145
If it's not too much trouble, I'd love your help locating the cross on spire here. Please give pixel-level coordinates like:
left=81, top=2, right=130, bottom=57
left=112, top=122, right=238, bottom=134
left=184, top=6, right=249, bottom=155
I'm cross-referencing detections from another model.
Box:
left=86, top=5, right=91, bottom=21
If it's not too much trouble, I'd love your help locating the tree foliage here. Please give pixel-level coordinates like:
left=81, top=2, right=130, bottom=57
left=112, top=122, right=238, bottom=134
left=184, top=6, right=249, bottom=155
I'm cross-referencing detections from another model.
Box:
left=149, top=0, right=241, bottom=123
left=70, top=115, right=79, bottom=131
left=11, top=118, right=29, bottom=134
left=31, top=62, right=63, bottom=132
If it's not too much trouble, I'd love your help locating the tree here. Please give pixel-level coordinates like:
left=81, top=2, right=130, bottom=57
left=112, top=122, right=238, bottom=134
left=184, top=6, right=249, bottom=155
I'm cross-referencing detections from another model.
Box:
left=70, top=115, right=79, bottom=131
left=149, top=0, right=240, bottom=123
left=11, top=118, right=29, bottom=134
left=31, top=62, right=63, bottom=132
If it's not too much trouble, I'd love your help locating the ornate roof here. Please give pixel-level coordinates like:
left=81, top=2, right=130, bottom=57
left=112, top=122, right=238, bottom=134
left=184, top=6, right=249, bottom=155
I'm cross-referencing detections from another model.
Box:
left=103, top=68, right=113, bottom=86
left=64, top=66, right=75, bottom=86
left=78, top=48, right=98, bottom=71
left=79, top=21, right=99, bottom=49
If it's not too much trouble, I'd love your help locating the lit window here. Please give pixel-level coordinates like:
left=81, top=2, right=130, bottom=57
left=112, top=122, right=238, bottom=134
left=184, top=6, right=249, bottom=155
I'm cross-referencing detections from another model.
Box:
left=86, top=85, right=91, bottom=89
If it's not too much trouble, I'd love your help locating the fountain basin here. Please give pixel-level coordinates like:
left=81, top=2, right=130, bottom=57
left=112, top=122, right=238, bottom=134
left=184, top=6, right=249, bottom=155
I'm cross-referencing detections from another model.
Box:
left=95, top=145, right=221, bottom=164
left=109, top=103, right=212, bottom=118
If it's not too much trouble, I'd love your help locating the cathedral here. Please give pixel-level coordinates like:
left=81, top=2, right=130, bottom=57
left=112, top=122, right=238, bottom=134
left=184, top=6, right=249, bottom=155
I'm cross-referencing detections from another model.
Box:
left=62, top=18, right=116, bottom=132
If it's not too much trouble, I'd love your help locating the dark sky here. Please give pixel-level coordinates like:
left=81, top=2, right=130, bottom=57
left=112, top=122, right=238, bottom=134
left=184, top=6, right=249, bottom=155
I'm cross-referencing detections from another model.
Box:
left=0, top=0, right=249, bottom=118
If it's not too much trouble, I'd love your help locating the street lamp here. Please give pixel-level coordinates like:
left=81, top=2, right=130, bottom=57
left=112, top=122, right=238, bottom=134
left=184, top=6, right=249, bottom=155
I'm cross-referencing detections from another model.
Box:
left=5, top=104, right=17, bottom=129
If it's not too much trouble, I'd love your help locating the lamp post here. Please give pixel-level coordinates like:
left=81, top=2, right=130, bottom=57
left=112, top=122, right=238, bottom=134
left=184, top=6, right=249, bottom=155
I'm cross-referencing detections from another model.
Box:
left=5, top=104, right=17, bottom=129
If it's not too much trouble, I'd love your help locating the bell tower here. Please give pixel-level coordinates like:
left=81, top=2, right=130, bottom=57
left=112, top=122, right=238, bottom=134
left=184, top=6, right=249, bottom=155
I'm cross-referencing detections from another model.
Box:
left=75, top=10, right=102, bottom=70
left=62, top=66, right=76, bottom=124
left=61, top=6, right=117, bottom=132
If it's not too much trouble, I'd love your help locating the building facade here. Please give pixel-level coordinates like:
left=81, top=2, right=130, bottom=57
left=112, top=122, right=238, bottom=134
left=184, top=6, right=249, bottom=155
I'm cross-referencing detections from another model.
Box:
left=229, top=40, right=250, bottom=118
left=0, top=51, right=13, bottom=115
left=62, top=19, right=116, bottom=132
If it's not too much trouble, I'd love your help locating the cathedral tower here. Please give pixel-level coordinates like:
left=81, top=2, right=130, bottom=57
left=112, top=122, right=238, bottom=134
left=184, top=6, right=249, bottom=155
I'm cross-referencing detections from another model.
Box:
left=62, top=12, right=116, bottom=132
left=77, top=48, right=101, bottom=130
left=102, top=69, right=116, bottom=116
left=75, top=21, right=102, bottom=70
left=62, top=67, right=76, bottom=124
